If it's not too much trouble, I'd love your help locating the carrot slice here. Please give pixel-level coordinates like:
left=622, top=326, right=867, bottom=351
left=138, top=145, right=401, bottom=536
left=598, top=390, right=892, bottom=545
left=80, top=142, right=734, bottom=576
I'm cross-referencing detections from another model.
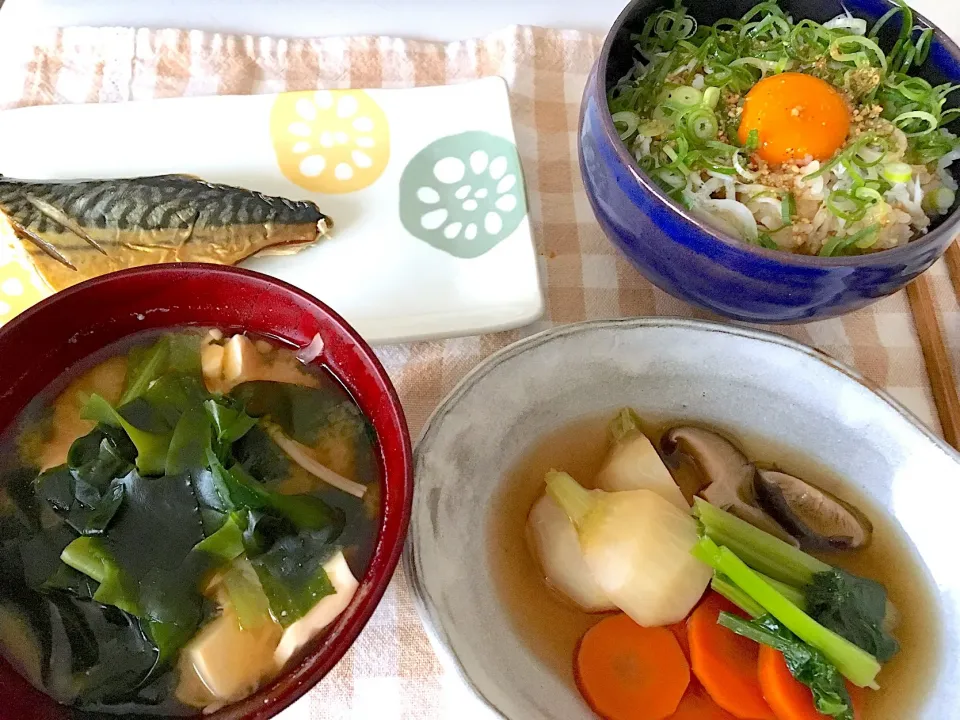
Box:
left=575, top=613, right=690, bottom=720
left=758, top=645, right=864, bottom=720
left=668, top=622, right=690, bottom=661
left=687, top=592, right=776, bottom=720
left=667, top=680, right=739, bottom=720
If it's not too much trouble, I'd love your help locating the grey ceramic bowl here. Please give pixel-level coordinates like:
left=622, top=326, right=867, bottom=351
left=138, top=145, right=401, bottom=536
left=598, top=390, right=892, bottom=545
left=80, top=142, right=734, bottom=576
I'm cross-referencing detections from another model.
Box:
left=405, top=318, right=960, bottom=719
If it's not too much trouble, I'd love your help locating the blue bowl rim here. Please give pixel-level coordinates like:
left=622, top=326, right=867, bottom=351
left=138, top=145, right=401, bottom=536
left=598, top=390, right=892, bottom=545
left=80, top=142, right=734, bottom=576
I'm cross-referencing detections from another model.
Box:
left=590, top=0, right=960, bottom=268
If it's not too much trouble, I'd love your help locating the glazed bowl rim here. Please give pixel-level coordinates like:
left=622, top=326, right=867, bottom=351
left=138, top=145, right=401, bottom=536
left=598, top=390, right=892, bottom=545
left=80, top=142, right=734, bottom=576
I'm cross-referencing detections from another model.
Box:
left=0, top=262, right=415, bottom=720
left=587, top=0, right=960, bottom=268
left=404, top=316, right=960, bottom=718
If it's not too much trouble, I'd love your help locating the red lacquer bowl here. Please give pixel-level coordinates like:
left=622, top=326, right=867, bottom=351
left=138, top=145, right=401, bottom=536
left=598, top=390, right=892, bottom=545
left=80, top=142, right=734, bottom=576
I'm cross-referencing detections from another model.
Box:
left=0, top=264, right=413, bottom=720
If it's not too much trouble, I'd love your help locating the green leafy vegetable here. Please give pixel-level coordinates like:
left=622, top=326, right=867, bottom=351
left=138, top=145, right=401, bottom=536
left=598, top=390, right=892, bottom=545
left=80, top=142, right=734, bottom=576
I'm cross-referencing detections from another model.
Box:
left=18, top=525, right=79, bottom=592
left=230, top=381, right=343, bottom=445
left=193, top=513, right=246, bottom=562
left=60, top=537, right=141, bottom=616
left=693, top=536, right=881, bottom=688
left=121, top=333, right=202, bottom=405
left=719, top=611, right=855, bottom=720
left=250, top=532, right=338, bottom=627
left=165, top=405, right=213, bottom=476
left=140, top=373, right=210, bottom=429
left=221, top=558, right=273, bottom=630
left=50, top=596, right=159, bottom=704
left=711, top=573, right=765, bottom=618
left=227, top=462, right=345, bottom=538
left=807, top=568, right=899, bottom=662
left=35, top=466, right=126, bottom=536
left=696, top=498, right=900, bottom=662
left=231, top=424, right=290, bottom=483
left=694, top=497, right=829, bottom=586
left=66, top=428, right=135, bottom=491
left=81, top=394, right=171, bottom=476
left=204, top=399, right=258, bottom=445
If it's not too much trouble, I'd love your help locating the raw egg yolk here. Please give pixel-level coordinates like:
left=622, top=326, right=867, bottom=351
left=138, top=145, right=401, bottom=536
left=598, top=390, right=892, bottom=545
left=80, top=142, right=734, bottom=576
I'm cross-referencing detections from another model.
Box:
left=737, top=72, right=850, bottom=165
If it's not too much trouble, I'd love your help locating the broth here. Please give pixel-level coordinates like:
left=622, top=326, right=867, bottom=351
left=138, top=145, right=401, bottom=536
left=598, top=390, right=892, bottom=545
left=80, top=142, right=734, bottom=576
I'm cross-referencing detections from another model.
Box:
left=0, top=328, right=380, bottom=716
left=489, top=413, right=940, bottom=718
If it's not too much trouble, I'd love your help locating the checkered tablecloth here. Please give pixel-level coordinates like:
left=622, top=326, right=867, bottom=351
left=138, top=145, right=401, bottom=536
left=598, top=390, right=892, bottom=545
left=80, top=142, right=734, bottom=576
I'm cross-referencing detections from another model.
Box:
left=1, top=23, right=957, bottom=719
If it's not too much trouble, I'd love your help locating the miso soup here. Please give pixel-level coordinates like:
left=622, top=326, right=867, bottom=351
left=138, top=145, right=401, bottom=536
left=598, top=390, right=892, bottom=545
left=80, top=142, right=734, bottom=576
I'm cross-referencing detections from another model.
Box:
left=0, top=328, right=380, bottom=715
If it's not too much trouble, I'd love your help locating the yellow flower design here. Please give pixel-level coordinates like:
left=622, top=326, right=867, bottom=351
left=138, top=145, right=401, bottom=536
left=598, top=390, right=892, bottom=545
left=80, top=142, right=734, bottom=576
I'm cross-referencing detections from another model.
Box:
left=271, top=90, right=390, bottom=194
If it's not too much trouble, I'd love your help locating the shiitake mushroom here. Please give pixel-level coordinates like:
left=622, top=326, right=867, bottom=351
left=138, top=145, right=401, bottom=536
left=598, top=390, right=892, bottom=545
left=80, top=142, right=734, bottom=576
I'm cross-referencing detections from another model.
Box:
left=753, top=469, right=873, bottom=552
left=661, top=426, right=873, bottom=552
left=661, top=427, right=800, bottom=546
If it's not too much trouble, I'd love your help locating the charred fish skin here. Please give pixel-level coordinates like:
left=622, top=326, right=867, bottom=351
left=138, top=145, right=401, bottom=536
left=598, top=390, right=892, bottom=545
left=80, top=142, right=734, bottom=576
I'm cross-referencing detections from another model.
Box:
left=0, top=174, right=331, bottom=291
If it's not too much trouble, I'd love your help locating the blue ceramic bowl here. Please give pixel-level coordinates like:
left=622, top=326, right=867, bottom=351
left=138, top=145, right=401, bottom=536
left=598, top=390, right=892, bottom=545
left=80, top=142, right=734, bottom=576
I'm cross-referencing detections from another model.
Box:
left=579, top=0, right=960, bottom=323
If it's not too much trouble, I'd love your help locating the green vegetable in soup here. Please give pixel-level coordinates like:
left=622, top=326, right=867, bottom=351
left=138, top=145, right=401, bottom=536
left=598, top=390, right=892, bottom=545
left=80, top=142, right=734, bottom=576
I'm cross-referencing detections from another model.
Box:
left=61, top=537, right=141, bottom=616
left=230, top=424, right=291, bottom=483
left=250, top=532, right=338, bottom=627
left=0, top=329, right=374, bottom=712
left=696, top=498, right=900, bottom=659
left=220, top=557, right=273, bottom=631
left=693, top=536, right=881, bottom=688
left=807, top=568, right=900, bottom=662
left=230, top=381, right=343, bottom=445
left=719, top=611, right=855, bottom=720
left=81, top=394, right=171, bottom=476
left=35, top=466, right=126, bottom=537
left=51, top=595, right=160, bottom=705
left=695, top=497, right=829, bottom=586
left=121, top=333, right=202, bottom=405
left=204, top=398, right=259, bottom=445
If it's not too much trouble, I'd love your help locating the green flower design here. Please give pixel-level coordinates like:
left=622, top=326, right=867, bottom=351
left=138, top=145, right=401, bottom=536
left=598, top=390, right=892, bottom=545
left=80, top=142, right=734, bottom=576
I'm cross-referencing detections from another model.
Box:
left=399, top=131, right=528, bottom=258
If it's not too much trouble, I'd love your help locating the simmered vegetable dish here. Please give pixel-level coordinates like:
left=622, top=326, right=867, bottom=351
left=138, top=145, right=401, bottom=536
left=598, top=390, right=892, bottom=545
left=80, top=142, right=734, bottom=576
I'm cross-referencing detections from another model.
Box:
left=0, top=329, right=379, bottom=715
left=495, top=409, right=936, bottom=720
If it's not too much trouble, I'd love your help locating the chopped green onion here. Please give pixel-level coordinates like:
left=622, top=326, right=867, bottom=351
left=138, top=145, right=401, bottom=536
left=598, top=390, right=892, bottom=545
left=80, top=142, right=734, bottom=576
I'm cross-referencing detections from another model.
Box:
left=731, top=57, right=779, bottom=77
left=894, top=110, right=938, bottom=137
left=663, top=85, right=703, bottom=109
left=841, top=157, right=865, bottom=187
left=781, top=192, right=795, bottom=225
left=733, top=150, right=758, bottom=180
left=854, top=186, right=883, bottom=205
left=893, top=76, right=933, bottom=102
left=820, top=224, right=881, bottom=257
left=686, top=108, right=719, bottom=141
left=827, top=189, right=868, bottom=222
left=745, top=128, right=760, bottom=153
left=637, top=119, right=669, bottom=137
left=915, top=28, right=933, bottom=65
left=829, top=35, right=887, bottom=73
left=924, top=186, right=956, bottom=213
left=756, top=232, right=779, bottom=250
left=612, top=110, right=640, bottom=140
left=881, top=161, right=912, bottom=184
left=702, top=86, right=721, bottom=109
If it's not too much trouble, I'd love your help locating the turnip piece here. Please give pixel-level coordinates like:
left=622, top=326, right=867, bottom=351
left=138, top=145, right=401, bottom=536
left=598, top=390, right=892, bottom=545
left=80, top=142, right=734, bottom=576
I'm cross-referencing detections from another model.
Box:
left=526, top=493, right=616, bottom=612
left=546, top=470, right=711, bottom=627
left=595, top=409, right=688, bottom=511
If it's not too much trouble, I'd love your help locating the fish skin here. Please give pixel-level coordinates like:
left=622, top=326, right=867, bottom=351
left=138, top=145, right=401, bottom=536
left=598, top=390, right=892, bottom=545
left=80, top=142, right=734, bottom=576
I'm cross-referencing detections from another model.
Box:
left=0, top=174, right=331, bottom=291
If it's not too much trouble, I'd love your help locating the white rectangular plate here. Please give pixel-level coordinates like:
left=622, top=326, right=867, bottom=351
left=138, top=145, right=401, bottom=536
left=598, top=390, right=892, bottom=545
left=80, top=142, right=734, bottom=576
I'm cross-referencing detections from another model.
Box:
left=0, top=77, right=543, bottom=344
